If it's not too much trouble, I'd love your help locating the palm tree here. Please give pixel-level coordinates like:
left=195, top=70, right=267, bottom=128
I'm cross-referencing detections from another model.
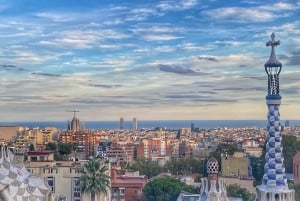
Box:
left=79, top=157, right=110, bottom=201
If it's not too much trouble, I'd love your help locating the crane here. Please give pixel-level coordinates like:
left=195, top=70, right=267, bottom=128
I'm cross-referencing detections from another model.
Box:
left=66, top=110, right=79, bottom=117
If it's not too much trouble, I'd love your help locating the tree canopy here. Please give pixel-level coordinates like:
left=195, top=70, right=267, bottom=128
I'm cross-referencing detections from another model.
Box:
left=143, top=176, right=197, bottom=201
left=57, top=142, right=72, bottom=156
left=128, top=157, right=205, bottom=179
left=129, top=158, right=162, bottom=178
left=45, top=142, right=57, bottom=151
left=282, top=135, right=300, bottom=173
left=226, top=184, right=255, bottom=201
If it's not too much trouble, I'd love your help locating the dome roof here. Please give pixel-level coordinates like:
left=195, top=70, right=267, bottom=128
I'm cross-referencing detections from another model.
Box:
left=207, top=157, right=219, bottom=174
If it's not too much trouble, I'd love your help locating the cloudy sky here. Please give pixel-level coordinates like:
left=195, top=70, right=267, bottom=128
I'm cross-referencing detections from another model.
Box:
left=0, top=0, right=299, bottom=121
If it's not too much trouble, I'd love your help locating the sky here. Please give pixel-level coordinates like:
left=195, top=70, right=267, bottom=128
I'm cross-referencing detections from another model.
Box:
left=0, top=0, right=299, bottom=121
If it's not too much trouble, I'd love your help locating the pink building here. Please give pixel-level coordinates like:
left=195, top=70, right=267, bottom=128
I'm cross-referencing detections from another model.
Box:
left=293, top=152, right=300, bottom=184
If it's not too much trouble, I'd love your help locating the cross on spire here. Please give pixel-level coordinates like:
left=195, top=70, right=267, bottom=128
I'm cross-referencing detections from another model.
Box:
left=265, top=33, right=282, bottom=68
left=266, top=32, right=280, bottom=48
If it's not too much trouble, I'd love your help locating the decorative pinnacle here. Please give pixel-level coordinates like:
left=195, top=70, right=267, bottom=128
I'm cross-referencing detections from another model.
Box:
left=265, top=33, right=282, bottom=68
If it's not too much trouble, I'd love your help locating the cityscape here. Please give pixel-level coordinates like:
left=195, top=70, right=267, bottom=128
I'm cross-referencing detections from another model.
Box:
left=0, top=1, right=300, bottom=201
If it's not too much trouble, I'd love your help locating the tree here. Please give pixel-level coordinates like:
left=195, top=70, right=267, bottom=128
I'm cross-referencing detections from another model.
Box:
left=282, top=135, right=300, bottom=173
left=226, top=184, right=255, bottom=201
left=249, top=156, right=264, bottom=186
left=289, top=183, right=300, bottom=201
left=163, top=158, right=204, bottom=176
left=45, top=142, right=61, bottom=161
left=79, top=157, right=110, bottom=201
left=58, top=142, right=72, bottom=156
left=129, top=157, right=163, bottom=178
left=143, top=176, right=197, bottom=201
left=45, top=142, right=57, bottom=151
left=209, top=143, right=238, bottom=165
left=29, top=144, right=35, bottom=151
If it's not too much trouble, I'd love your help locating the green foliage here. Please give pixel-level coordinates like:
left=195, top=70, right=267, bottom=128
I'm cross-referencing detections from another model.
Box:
left=164, top=158, right=204, bottom=176
left=45, top=142, right=73, bottom=161
left=143, top=176, right=197, bottom=201
left=129, top=157, right=205, bottom=179
left=226, top=184, right=255, bottom=201
left=216, top=143, right=238, bottom=156
left=29, top=144, right=35, bottom=151
left=45, top=142, right=57, bottom=150
left=45, top=142, right=61, bottom=160
left=58, top=142, right=72, bottom=156
left=289, top=183, right=300, bottom=201
left=79, top=157, right=110, bottom=201
left=209, top=143, right=238, bottom=167
left=129, top=158, right=163, bottom=178
left=282, top=135, right=300, bottom=173
left=249, top=156, right=264, bottom=185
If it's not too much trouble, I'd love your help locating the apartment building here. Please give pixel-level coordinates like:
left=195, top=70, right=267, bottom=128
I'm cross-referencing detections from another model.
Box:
left=25, top=150, right=111, bottom=201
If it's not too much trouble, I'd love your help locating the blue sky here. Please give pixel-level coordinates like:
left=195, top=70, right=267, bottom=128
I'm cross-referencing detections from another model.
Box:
left=0, top=0, right=299, bottom=121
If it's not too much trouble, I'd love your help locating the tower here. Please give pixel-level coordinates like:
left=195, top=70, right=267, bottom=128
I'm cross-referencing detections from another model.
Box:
left=71, top=113, right=80, bottom=132
left=177, top=157, right=229, bottom=201
left=199, top=158, right=228, bottom=201
left=132, top=117, right=137, bottom=131
left=255, top=33, right=295, bottom=201
left=120, top=117, right=124, bottom=130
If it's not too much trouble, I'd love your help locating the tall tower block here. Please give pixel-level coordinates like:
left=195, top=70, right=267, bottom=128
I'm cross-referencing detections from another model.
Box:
left=132, top=117, right=137, bottom=131
left=120, top=117, right=124, bottom=130
left=255, top=33, right=295, bottom=201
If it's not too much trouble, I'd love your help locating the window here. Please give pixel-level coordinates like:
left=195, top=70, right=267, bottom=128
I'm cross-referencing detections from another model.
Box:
left=31, top=156, right=37, bottom=161
left=72, top=177, right=81, bottom=201
left=46, top=177, right=55, bottom=193
left=119, top=188, right=125, bottom=195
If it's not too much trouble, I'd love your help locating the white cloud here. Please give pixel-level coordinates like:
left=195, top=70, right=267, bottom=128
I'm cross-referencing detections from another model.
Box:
left=37, top=29, right=130, bottom=49
left=154, top=46, right=176, bottom=52
left=180, top=43, right=216, bottom=51
left=201, top=2, right=299, bottom=23
left=214, top=40, right=247, bottom=47
left=202, top=7, right=274, bottom=22
left=260, top=2, right=298, bottom=11
left=157, top=0, right=198, bottom=11
left=143, top=34, right=183, bottom=41
left=35, top=12, right=75, bottom=22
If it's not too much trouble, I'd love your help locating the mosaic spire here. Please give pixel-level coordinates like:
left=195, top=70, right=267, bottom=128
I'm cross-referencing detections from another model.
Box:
left=262, top=33, right=286, bottom=188
left=255, top=33, right=295, bottom=201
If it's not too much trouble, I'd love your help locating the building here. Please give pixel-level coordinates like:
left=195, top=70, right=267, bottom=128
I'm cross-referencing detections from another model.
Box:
left=221, top=152, right=249, bottom=178
left=120, top=117, right=124, bottom=130
left=132, top=117, right=137, bottom=131
left=293, top=152, right=300, bottom=185
left=71, top=115, right=80, bottom=132
left=254, top=33, right=295, bottom=201
left=25, top=150, right=111, bottom=201
left=0, top=126, right=25, bottom=142
left=111, top=168, right=147, bottom=201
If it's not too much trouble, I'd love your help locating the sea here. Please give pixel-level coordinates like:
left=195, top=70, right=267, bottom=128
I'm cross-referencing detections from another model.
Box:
left=0, top=120, right=299, bottom=130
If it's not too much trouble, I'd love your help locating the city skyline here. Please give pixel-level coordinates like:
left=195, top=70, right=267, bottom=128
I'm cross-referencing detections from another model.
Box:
left=0, top=0, right=299, bottom=121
